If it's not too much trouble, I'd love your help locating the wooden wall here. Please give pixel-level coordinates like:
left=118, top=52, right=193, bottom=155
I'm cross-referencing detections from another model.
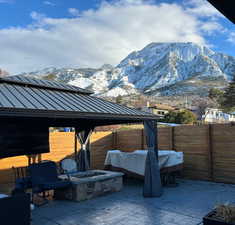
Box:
left=212, top=124, right=235, bottom=183
left=173, top=125, right=210, bottom=180
left=114, top=124, right=235, bottom=183
left=1, top=124, right=235, bottom=188
left=113, top=126, right=211, bottom=181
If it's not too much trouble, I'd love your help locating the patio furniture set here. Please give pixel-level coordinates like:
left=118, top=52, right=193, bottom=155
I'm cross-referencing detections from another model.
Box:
left=11, top=149, right=183, bottom=208
left=12, top=159, right=123, bottom=204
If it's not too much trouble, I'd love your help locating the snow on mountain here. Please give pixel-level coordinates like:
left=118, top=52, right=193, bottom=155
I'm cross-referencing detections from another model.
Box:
left=18, top=42, right=235, bottom=97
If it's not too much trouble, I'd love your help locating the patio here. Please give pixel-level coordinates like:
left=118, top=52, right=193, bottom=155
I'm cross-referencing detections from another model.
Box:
left=32, top=179, right=235, bottom=225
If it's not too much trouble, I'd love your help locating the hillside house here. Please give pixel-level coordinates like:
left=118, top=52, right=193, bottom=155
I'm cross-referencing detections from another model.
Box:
left=202, top=108, right=235, bottom=123
left=141, top=102, right=175, bottom=119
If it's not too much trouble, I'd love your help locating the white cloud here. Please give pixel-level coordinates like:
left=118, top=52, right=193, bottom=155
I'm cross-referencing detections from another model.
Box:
left=0, top=0, right=223, bottom=74
left=43, top=1, right=55, bottom=6
left=200, top=21, right=224, bottom=35
left=185, top=0, right=222, bottom=18
left=184, top=0, right=226, bottom=36
left=227, top=33, right=235, bottom=44
left=30, top=11, right=46, bottom=21
left=68, top=8, right=80, bottom=17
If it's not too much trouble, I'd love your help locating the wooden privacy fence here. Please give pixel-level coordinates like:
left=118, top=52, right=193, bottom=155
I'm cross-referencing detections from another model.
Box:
left=0, top=124, right=235, bottom=185
left=113, top=124, right=235, bottom=183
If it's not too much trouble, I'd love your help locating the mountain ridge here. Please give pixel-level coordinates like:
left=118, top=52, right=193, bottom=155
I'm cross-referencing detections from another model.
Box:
left=17, top=42, right=235, bottom=97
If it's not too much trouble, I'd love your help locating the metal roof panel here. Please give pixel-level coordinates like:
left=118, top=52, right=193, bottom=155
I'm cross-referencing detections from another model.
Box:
left=0, top=75, right=93, bottom=95
left=0, top=81, right=158, bottom=121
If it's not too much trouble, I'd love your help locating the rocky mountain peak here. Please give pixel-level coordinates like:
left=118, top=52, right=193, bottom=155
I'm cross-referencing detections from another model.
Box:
left=17, top=42, right=235, bottom=97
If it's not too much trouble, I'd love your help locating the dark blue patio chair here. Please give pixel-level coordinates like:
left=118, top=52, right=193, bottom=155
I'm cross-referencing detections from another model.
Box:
left=29, top=161, right=71, bottom=205
left=12, top=166, right=32, bottom=191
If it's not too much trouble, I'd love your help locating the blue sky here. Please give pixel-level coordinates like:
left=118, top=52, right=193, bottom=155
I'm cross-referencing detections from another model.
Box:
left=0, top=0, right=100, bottom=28
left=0, top=0, right=234, bottom=73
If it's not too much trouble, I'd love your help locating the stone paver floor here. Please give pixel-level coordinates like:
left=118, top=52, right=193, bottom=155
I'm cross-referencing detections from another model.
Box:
left=32, top=179, right=235, bottom=225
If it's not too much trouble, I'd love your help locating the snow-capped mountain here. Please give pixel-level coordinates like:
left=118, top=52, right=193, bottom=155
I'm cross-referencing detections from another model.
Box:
left=18, top=42, right=235, bottom=97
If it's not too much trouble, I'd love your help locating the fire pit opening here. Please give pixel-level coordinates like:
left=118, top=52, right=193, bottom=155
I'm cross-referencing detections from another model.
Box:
left=71, top=171, right=106, bottom=179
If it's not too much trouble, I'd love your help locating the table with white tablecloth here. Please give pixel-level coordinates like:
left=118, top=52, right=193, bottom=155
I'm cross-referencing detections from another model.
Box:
left=104, top=150, right=183, bottom=176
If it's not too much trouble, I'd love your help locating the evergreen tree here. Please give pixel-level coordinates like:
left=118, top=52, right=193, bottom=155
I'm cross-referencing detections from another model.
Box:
left=208, top=88, right=224, bottom=103
left=221, top=75, right=235, bottom=112
left=164, top=110, right=197, bottom=124
left=177, top=110, right=197, bottom=124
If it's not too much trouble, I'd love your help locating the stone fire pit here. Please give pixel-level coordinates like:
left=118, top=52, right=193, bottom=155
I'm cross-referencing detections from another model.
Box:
left=55, top=170, right=124, bottom=202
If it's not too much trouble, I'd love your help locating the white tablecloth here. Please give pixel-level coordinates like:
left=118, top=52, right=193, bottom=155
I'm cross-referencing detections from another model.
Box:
left=105, top=150, right=183, bottom=176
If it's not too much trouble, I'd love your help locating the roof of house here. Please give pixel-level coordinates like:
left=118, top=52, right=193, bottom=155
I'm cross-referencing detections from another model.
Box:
left=0, top=76, right=158, bottom=122
left=149, top=104, right=175, bottom=111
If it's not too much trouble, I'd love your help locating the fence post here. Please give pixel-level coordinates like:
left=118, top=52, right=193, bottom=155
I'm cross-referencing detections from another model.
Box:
left=208, top=124, right=214, bottom=181
left=112, top=131, right=117, bottom=149
left=171, top=127, right=175, bottom=150
left=141, top=129, right=145, bottom=149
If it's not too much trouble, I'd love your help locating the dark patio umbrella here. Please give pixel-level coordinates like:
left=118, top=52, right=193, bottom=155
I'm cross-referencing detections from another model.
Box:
left=143, top=120, right=163, bottom=197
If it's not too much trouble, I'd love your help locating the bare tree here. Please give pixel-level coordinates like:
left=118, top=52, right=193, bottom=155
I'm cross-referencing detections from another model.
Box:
left=194, top=97, right=218, bottom=119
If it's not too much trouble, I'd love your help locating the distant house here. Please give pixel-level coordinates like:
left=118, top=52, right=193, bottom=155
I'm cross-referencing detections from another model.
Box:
left=202, top=108, right=235, bottom=123
left=141, top=102, right=175, bottom=119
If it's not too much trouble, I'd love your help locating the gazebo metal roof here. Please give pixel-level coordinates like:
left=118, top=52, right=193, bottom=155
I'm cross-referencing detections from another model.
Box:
left=0, top=76, right=158, bottom=122
left=1, top=75, right=93, bottom=95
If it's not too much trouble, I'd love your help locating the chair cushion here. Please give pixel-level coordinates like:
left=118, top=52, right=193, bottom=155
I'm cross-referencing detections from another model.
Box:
left=61, top=158, right=77, bottom=173
left=29, top=161, right=58, bottom=185
left=15, top=177, right=32, bottom=189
